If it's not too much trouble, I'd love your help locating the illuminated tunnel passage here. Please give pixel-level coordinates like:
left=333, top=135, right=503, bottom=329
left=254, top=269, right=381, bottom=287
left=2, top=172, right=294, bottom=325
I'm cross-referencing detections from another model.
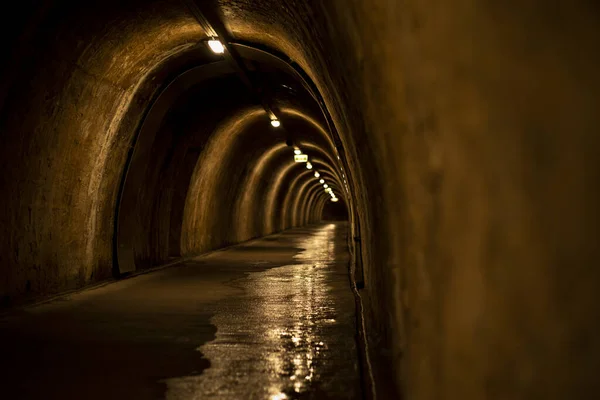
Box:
left=1, top=0, right=600, bottom=399
left=0, top=224, right=358, bottom=399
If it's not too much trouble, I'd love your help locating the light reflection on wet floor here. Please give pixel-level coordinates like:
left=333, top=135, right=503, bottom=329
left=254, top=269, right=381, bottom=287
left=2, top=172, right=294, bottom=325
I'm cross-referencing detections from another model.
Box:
left=164, top=224, right=360, bottom=399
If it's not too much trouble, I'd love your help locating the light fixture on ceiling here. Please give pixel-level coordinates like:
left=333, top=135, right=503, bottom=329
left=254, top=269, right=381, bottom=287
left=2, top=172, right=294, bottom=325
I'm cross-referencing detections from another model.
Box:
left=331, top=197, right=339, bottom=202
left=207, top=39, right=225, bottom=54
left=294, top=154, right=308, bottom=162
left=323, top=184, right=328, bottom=188
left=314, top=171, right=320, bottom=178
left=319, top=179, right=324, bottom=184
left=271, top=119, right=281, bottom=127
left=294, top=148, right=302, bottom=155
left=306, top=162, right=312, bottom=170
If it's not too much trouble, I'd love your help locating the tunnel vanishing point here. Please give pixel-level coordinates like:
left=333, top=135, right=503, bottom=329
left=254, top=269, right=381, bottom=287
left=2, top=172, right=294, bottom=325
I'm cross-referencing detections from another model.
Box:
left=0, top=0, right=599, bottom=399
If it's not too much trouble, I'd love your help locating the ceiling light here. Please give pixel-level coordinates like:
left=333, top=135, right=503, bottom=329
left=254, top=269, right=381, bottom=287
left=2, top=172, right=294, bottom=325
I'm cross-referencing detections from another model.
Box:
left=314, top=171, right=320, bottom=178
left=294, top=148, right=302, bottom=155
left=306, top=162, right=312, bottom=169
left=271, top=119, right=281, bottom=127
left=207, top=39, right=225, bottom=54
left=331, top=197, right=338, bottom=202
left=323, top=184, right=328, bottom=188
left=319, top=179, right=324, bottom=184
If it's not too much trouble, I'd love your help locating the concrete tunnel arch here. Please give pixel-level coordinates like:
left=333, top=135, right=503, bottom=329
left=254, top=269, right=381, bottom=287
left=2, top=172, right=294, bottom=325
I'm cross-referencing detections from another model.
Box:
left=276, top=156, right=347, bottom=226
left=114, top=36, right=356, bottom=274
left=303, top=181, right=349, bottom=224
left=288, top=166, right=347, bottom=225
left=1, top=1, right=599, bottom=399
left=282, top=168, right=344, bottom=229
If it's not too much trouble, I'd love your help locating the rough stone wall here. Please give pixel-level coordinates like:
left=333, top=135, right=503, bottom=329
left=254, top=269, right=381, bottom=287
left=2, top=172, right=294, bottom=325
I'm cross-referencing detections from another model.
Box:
left=220, top=0, right=600, bottom=397
left=0, top=0, right=201, bottom=304
left=329, top=2, right=600, bottom=398
left=0, top=0, right=599, bottom=398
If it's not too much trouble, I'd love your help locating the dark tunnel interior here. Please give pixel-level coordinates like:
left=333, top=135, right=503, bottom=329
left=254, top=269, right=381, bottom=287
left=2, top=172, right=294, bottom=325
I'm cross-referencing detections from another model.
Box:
left=1, top=0, right=600, bottom=399
left=322, top=201, right=349, bottom=221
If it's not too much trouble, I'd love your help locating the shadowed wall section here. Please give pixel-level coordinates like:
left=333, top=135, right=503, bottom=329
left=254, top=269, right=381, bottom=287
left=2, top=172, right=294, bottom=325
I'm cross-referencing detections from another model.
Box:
left=0, top=1, right=599, bottom=399
left=0, top=0, right=207, bottom=302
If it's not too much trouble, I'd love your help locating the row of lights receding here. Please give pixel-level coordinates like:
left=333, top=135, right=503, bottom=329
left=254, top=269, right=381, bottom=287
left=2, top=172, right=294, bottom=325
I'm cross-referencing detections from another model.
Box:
left=206, top=38, right=340, bottom=202
left=267, top=92, right=337, bottom=200
left=291, top=145, right=338, bottom=202
left=263, top=95, right=337, bottom=201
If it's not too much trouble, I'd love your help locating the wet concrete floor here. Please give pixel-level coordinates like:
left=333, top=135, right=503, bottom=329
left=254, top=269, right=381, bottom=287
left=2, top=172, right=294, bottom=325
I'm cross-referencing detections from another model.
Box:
left=0, top=222, right=361, bottom=399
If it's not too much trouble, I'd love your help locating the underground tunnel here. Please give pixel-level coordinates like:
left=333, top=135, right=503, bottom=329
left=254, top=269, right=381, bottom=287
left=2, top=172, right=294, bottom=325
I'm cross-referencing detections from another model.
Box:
left=0, top=0, right=599, bottom=399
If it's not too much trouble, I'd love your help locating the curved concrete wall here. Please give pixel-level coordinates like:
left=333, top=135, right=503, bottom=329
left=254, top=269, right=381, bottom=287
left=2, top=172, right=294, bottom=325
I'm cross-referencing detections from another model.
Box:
left=1, top=0, right=599, bottom=398
left=117, top=71, right=339, bottom=271
left=0, top=0, right=206, bottom=302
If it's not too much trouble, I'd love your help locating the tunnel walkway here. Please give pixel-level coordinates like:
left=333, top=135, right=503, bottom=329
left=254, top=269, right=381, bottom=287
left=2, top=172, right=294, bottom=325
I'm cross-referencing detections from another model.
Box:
left=0, top=223, right=360, bottom=399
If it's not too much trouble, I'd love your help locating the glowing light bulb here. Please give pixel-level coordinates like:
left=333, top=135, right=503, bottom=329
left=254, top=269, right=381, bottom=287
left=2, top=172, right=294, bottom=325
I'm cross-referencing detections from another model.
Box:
left=271, top=119, right=281, bottom=127
left=332, top=197, right=338, bottom=202
left=323, top=184, right=328, bottom=188
left=294, top=148, right=301, bottom=155
left=207, top=39, right=225, bottom=54
left=314, top=171, right=320, bottom=178
left=319, top=179, right=324, bottom=184
left=306, top=162, right=312, bottom=169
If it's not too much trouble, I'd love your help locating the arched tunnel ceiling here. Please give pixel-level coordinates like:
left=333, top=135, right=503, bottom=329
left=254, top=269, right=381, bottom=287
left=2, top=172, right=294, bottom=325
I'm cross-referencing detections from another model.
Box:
left=1, top=1, right=599, bottom=399
left=112, top=26, right=351, bottom=273
left=0, top=0, right=362, bottom=301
